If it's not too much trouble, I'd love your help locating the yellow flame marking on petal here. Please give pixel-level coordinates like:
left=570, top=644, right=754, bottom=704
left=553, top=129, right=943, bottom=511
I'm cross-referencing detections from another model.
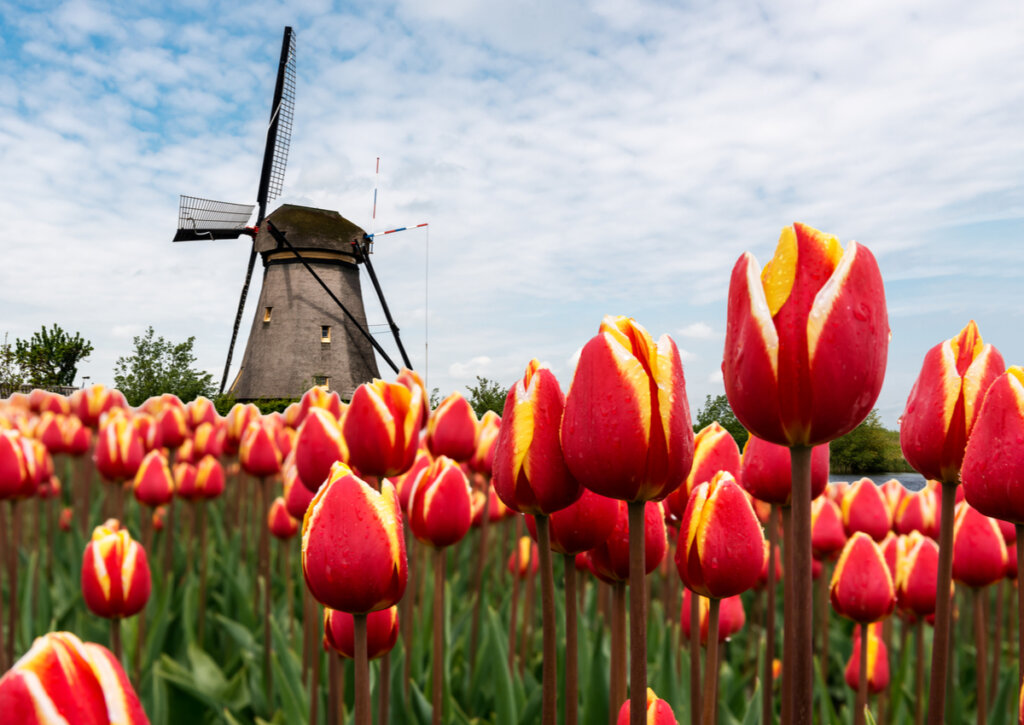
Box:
left=807, top=241, right=855, bottom=364
left=121, top=539, right=139, bottom=602
left=760, top=226, right=798, bottom=317
left=685, top=484, right=710, bottom=561
left=742, top=254, right=780, bottom=379
left=368, top=479, right=403, bottom=573
left=511, top=368, right=539, bottom=484
left=365, top=382, right=397, bottom=448
left=601, top=326, right=653, bottom=446
left=92, top=538, right=113, bottom=602
left=85, top=642, right=130, bottom=725
left=23, top=670, right=70, bottom=725
left=962, top=344, right=1000, bottom=436
left=1007, top=367, right=1024, bottom=416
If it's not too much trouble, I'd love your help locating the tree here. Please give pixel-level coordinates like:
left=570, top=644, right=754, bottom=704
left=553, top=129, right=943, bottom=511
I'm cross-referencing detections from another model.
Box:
left=828, top=409, right=906, bottom=474
left=465, top=375, right=509, bottom=418
left=113, top=327, right=215, bottom=406
left=14, top=324, right=93, bottom=387
left=1, top=332, right=25, bottom=390
left=693, top=393, right=748, bottom=449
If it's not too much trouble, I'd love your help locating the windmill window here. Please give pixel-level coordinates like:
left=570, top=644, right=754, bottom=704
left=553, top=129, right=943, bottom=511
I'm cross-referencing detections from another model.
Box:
left=263, top=307, right=273, bottom=322
left=314, top=376, right=329, bottom=388
left=321, top=325, right=331, bottom=343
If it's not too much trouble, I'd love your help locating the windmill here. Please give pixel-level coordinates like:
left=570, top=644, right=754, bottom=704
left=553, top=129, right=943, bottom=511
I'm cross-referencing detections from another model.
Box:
left=173, top=27, right=415, bottom=401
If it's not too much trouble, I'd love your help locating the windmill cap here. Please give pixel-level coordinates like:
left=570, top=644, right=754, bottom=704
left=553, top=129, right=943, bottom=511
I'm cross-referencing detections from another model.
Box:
left=256, top=204, right=367, bottom=255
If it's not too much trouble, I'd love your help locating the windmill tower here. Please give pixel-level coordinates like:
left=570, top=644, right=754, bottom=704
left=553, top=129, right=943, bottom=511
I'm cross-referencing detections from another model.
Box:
left=172, top=27, right=415, bottom=401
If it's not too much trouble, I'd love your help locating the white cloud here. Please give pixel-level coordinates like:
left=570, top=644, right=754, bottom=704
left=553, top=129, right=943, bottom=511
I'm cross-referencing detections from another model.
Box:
left=707, top=369, right=724, bottom=384
left=677, top=322, right=718, bottom=341
left=448, top=356, right=491, bottom=378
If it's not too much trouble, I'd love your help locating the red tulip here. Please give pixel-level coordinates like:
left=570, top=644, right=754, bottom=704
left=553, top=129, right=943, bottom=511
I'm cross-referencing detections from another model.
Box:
left=185, top=396, right=218, bottom=431
left=470, top=410, right=501, bottom=475
left=680, top=588, right=746, bottom=645
left=845, top=623, right=889, bottom=694
left=962, top=367, right=1024, bottom=523
left=73, top=384, right=126, bottom=428
left=615, top=688, right=679, bottom=725
left=492, top=359, right=581, bottom=515
left=739, top=434, right=829, bottom=505
left=841, top=478, right=893, bottom=542
left=830, top=532, right=895, bottom=623
left=676, top=472, right=765, bottom=599
left=155, top=397, right=189, bottom=449
left=0, top=429, right=29, bottom=499
left=94, top=413, right=144, bottom=482
left=0, top=631, right=148, bottom=724
left=301, top=463, right=407, bottom=613
left=396, top=368, right=430, bottom=426
left=28, top=389, right=68, bottom=415
left=152, top=506, right=167, bottom=532
left=588, top=500, right=667, bottom=582
left=901, top=321, right=1004, bottom=483
left=525, top=488, right=619, bottom=555
left=561, top=315, right=694, bottom=502
left=192, top=421, right=224, bottom=459
left=294, top=407, right=346, bottom=492
left=60, top=414, right=92, bottom=456
left=131, top=414, right=162, bottom=453
left=951, top=502, right=1007, bottom=588
left=300, top=385, right=344, bottom=422
left=508, top=535, right=540, bottom=578
left=132, top=450, right=175, bottom=508
left=880, top=479, right=906, bottom=521
left=344, top=379, right=423, bottom=478
left=723, top=223, right=889, bottom=447
left=323, top=606, right=399, bottom=660
left=81, top=520, right=152, bottom=619
left=426, top=392, right=477, bottom=462
left=811, top=495, right=847, bottom=559
left=59, top=506, right=73, bottom=532
left=35, top=412, right=66, bottom=454
left=408, top=456, right=473, bottom=548
left=239, top=421, right=282, bottom=478
left=894, top=486, right=940, bottom=539
left=172, top=462, right=196, bottom=499
left=268, top=496, right=299, bottom=539
left=284, top=463, right=316, bottom=519
left=191, top=455, right=225, bottom=500
left=665, top=421, right=742, bottom=519
left=894, top=531, right=941, bottom=617
left=225, top=403, right=260, bottom=455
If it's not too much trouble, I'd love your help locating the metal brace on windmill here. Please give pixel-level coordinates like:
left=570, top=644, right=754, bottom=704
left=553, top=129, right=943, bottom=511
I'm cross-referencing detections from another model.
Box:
left=172, top=26, right=422, bottom=402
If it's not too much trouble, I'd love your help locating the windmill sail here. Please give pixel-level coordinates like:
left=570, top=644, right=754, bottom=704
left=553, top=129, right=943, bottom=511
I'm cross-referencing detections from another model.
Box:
left=173, top=196, right=256, bottom=242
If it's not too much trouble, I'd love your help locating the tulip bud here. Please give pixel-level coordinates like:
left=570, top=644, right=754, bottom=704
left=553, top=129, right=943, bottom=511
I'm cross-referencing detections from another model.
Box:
left=812, top=495, right=847, bottom=559
left=192, top=422, right=225, bottom=459
left=525, top=488, right=619, bottom=555
left=724, top=223, right=889, bottom=446
left=300, top=385, right=344, bottom=422
left=61, top=415, right=92, bottom=457
left=615, top=688, right=680, bottom=725
left=665, top=422, right=742, bottom=519
left=301, top=463, right=407, bottom=613
left=841, top=479, right=893, bottom=542
left=323, top=606, right=399, bottom=660
left=894, top=486, right=940, bottom=539
left=562, top=315, right=694, bottom=502
left=35, top=412, right=66, bottom=454
left=284, top=463, right=316, bottom=519
left=73, top=384, right=126, bottom=428
left=680, top=588, right=746, bottom=645
left=294, top=407, right=346, bottom=492
left=396, top=368, right=429, bottom=424
left=81, top=520, right=152, bottom=619
left=470, top=410, right=501, bottom=475
left=172, top=462, right=196, bottom=500
left=155, top=398, right=189, bottom=449
left=901, top=321, right=1005, bottom=483
left=426, top=392, right=477, bottom=462
left=952, top=502, right=1007, bottom=589
left=0, top=429, right=29, bottom=500
left=740, top=434, right=829, bottom=505
left=894, top=531, right=941, bottom=617
left=589, top=500, right=667, bottom=582
left=131, top=414, right=162, bottom=453
left=880, top=479, right=906, bottom=520
left=225, top=403, right=260, bottom=454
left=94, top=413, right=145, bottom=483
left=132, top=450, right=175, bottom=508
left=239, top=421, right=282, bottom=478
left=677, top=472, right=765, bottom=599
left=0, top=631, right=148, bottom=724
left=191, top=455, right=225, bottom=500
left=344, top=379, right=423, bottom=478
left=830, top=532, right=895, bottom=623
left=492, top=359, right=581, bottom=515
left=394, top=448, right=431, bottom=514
left=153, top=506, right=167, bottom=532
left=961, top=367, right=1024, bottom=524
left=59, top=506, right=73, bottom=532
left=186, top=396, right=218, bottom=431
left=844, top=623, right=890, bottom=694
left=408, top=456, right=473, bottom=548
left=268, top=496, right=299, bottom=539
left=508, top=535, right=540, bottom=578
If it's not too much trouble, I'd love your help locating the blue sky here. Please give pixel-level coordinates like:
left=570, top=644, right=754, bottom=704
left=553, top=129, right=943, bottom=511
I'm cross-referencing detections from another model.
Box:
left=2, top=0, right=1023, bottom=427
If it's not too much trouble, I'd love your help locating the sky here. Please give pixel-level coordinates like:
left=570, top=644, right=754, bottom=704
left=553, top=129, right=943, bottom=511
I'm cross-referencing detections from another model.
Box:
left=2, top=0, right=1023, bottom=427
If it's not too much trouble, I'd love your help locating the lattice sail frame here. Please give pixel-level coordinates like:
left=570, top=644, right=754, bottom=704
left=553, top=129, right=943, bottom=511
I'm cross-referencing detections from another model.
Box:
left=173, top=196, right=256, bottom=241
left=265, top=30, right=296, bottom=204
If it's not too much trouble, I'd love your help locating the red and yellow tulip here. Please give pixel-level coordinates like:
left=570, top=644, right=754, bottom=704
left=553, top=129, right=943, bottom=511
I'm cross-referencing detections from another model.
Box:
left=830, top=532, right=895, bottom=623
left=665, top=421, right=741, bottom=519
left=408, top=456, right=473, bottom=548
left=426, top=392, right=477, bottom=462
left=323, top=606, right=398, bottom=660
left=81, top=520, right=152, bottom=619
left=344, top=379, right=423, bottom=479
left=294, top=407, right=346, bottom=492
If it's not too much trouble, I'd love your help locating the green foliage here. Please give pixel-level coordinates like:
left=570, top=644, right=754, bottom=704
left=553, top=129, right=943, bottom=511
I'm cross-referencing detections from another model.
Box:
left=112, top=327, right=215, bottom=407
left=14, top=323, right=93, bottom=387
left=693, top=393, right=749, bottom=449
left=829, top=409, right=910, bottom=473
left=429, top=387, right=442, bottom=410
left=250, top=398, right=298, bottom=415
left=0, top=332, right=25, bottom=389
left=465, top=375, right=509, bottom=418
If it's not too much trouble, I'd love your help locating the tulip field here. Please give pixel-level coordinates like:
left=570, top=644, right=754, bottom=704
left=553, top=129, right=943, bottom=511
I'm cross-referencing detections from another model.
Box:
left=3, top=223, right=1024, bottom=725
